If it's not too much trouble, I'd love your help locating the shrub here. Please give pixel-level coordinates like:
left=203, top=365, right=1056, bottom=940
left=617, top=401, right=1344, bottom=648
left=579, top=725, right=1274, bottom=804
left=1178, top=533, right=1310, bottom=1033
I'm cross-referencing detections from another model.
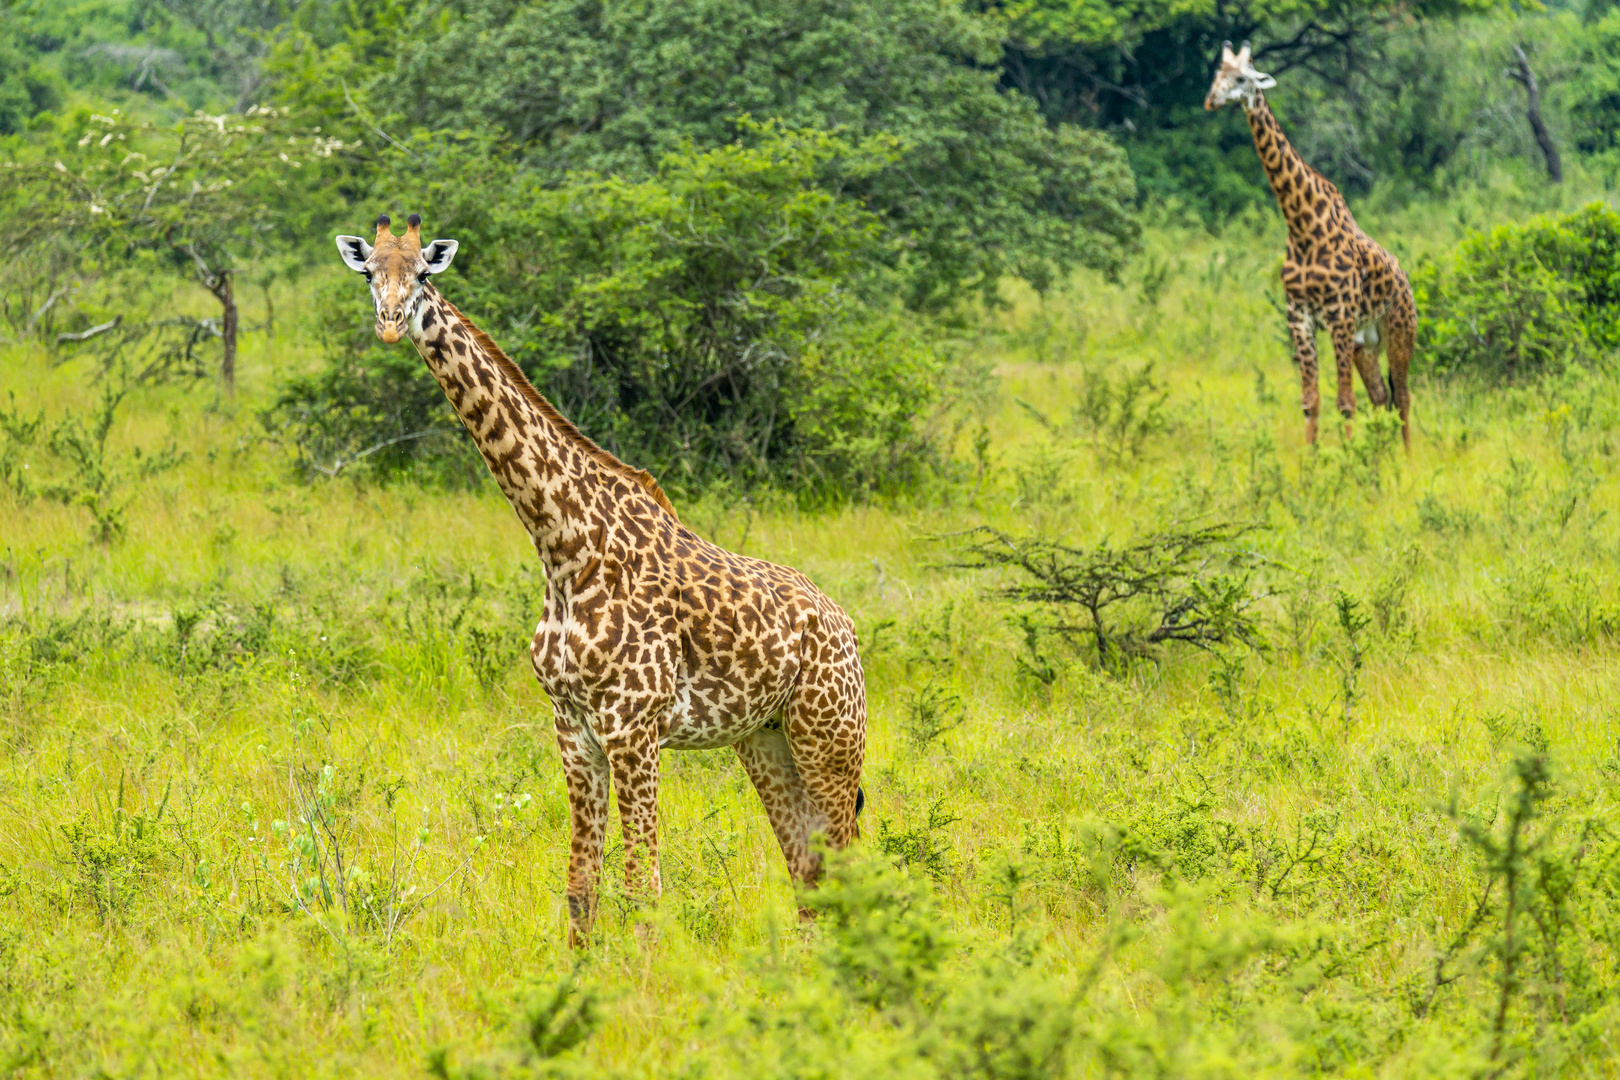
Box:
left=946, top=522, right=1270, bottom=671
left=271, top=125, right=955, bottom=500
left=0, top=381, right=185, bottom=543
left=802, top=847, right=951, bottom=1010
left=1413, top=203, right=1620, bottom=379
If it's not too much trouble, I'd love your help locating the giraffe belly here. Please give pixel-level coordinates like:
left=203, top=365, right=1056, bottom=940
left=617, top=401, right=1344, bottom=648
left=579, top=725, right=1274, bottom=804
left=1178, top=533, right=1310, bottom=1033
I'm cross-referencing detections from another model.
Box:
left=659, top=673, right=792, bottom=750
left=531, top=612, right=792, bottom=750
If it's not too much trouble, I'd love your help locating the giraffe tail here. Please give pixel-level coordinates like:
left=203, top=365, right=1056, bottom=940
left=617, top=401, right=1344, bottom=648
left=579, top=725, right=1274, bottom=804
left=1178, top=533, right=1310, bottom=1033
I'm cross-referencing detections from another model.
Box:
left=855, top=786, right=865, bottom=817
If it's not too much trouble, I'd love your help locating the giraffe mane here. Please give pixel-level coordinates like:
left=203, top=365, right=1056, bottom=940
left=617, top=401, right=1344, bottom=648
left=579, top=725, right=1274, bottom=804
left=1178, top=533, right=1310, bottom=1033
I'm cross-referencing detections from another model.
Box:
left=438, top=295, right=680, bottom=522
left=1251, top=91, right=1343, bottom=201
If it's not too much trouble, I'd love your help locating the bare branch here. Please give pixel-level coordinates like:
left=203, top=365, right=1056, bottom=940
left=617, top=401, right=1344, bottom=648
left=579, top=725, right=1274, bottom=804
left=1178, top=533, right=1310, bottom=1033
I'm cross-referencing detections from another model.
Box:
left=312, top=429, right=461, bottom=477
left=57, top=316, right=123, bottom=343
left=24, top=288, right=67, bottom=337
left=342, top=77, right=419, bottom=162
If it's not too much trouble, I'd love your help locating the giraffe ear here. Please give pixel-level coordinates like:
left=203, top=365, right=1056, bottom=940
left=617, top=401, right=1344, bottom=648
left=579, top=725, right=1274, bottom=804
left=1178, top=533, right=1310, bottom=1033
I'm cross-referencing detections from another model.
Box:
left=1251, top=70, right=1276, bottom=90
left=423, top=239, right=459, bottom=275
left=335, top=235, right=372, bottom=273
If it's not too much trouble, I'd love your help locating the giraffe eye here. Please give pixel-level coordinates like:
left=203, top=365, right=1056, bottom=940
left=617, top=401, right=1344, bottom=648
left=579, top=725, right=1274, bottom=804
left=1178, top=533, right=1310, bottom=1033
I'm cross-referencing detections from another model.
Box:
left=417, top=271, right=430, bottom=283
left=364, top=270, right=373, bottom=282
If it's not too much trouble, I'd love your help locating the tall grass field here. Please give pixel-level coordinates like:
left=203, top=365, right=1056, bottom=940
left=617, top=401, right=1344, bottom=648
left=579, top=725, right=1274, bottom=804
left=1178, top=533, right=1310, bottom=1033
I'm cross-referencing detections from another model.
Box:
left=3, top=178, right=1619, bottom=1077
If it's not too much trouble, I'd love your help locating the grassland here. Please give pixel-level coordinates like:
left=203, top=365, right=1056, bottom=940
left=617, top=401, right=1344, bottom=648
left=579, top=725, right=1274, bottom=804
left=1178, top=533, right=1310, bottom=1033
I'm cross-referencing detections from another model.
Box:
left=3, top=173, right=1619, bottom=1078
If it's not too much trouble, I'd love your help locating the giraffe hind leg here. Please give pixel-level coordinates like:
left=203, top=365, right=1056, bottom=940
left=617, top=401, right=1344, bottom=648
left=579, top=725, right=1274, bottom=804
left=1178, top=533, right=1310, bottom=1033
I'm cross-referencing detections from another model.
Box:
left=1387, top=304, right=1415, bottom=451
left=739, top=618, right=866, bottom=909
left=783, top=660, right=866, bottom=864
left=1329, top=322, right=1360, bottom=425
left=1352, top=329, right=1390, bottom=407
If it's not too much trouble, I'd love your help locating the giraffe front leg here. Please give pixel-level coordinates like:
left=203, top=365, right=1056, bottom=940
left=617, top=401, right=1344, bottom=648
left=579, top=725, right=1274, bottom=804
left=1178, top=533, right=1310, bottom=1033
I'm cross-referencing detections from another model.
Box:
left=1328, top=321, right=1359, bottom=437
left=1286, top=302, right=1320, bottom=444
left=555, top=718, right=610, bottom=949
left=601, top=714, right=664, bottom=908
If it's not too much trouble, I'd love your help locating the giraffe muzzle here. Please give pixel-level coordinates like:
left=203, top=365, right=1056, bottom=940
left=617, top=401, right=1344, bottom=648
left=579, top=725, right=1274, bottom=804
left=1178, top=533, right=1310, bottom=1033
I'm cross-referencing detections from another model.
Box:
left=376, top=317, right=406, bottom=344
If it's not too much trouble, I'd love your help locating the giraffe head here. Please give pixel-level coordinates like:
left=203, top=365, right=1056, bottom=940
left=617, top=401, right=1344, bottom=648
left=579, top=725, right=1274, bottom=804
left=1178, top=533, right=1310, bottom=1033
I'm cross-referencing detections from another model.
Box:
left=335, top=214, right=459, bottom=343
left=1204, top=41, right=1275, bottom=111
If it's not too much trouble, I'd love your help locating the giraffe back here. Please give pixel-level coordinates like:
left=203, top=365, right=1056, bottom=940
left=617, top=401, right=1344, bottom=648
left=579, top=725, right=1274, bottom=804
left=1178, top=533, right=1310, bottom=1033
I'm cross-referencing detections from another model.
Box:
left=529, top=493, right=862, bottom=751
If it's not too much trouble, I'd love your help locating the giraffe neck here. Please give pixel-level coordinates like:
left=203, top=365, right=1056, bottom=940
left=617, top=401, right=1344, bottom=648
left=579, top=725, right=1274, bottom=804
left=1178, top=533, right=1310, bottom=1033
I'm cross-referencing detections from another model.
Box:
left=407, top=286, right=668, bottom=577
left=1244, top=92, right=1339, bottom=240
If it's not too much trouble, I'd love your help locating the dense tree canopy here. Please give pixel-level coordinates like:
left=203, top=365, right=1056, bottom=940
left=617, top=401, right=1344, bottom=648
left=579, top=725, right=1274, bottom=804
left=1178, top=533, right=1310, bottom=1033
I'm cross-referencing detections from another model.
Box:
left=978, top=0, right=1515, bottom=216
left=0, top=0, right=1609, bottom=492
left=343, top=0, right=1139, bottom=310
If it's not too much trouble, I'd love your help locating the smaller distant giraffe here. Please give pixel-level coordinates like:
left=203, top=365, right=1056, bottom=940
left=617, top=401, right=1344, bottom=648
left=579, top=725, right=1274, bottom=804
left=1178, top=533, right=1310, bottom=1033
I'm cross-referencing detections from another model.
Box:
left=1206, top=42, right=1414, bottom=447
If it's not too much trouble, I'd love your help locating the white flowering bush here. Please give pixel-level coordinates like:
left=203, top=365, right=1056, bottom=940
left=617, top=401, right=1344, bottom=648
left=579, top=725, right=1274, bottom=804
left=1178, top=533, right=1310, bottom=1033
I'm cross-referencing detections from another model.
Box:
left=0, top=104, right=355, bottom=389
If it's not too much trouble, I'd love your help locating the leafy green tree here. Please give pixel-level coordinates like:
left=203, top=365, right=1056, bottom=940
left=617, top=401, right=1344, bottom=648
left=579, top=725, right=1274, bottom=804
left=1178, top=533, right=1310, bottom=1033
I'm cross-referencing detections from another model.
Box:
left=1569, top=12, right=1620, bottom=159
left=1, top=105, right=348, bottom=390
left=986, top=0, right=1506, bottom=118
left=315, top=0, right=1137, bottom=311
left=139, top=0, right=291, bottom=108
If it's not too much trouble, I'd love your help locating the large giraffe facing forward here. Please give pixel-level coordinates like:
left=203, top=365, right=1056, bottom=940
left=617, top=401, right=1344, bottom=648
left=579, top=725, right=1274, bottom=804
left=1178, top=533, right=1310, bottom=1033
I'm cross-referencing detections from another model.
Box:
left=1206, top=42, right=1414, bottom=447
left=336, top=215, right=866, bottom=947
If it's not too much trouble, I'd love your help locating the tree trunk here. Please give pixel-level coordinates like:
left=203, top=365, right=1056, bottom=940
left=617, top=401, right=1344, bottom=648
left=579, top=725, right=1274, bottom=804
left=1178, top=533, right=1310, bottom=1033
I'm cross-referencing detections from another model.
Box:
left=184, top=246, right=239, bottom=394
left=1510, top=44, right=1563, bottom=184
left=206, top=270, right=238, bottom=394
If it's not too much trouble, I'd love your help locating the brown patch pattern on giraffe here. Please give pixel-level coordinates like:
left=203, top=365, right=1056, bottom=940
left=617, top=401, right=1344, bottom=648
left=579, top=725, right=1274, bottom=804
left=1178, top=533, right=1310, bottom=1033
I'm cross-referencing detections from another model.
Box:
left=335, top=215, right=867, bottom=947
left=1206, top=42, right=1414, bottom=447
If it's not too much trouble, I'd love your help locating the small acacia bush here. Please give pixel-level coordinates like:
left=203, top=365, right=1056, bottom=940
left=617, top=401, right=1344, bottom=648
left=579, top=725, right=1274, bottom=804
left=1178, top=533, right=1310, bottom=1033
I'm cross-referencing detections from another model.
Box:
left=270, top=125, right=951, bottom=501
left=1412, top=203, right=1620, bottom=379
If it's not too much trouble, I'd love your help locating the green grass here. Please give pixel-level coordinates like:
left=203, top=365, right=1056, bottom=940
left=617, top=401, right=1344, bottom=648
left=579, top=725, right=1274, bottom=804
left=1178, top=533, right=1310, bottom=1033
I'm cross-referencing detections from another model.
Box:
left=4, top=188, right=1620, bottom=1077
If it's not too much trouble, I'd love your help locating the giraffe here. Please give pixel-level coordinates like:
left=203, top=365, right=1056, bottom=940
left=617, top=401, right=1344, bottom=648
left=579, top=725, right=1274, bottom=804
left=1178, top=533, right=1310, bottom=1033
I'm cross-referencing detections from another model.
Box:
left=335, top=214, right=867, bottom=947
left=1205, top=41, right=1414, bottom=448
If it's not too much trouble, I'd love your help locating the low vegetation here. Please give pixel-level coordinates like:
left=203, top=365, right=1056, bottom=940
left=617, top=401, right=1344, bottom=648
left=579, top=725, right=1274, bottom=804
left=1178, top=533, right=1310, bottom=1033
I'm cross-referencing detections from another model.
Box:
left=5, top=182, right=1620, bottom=1074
